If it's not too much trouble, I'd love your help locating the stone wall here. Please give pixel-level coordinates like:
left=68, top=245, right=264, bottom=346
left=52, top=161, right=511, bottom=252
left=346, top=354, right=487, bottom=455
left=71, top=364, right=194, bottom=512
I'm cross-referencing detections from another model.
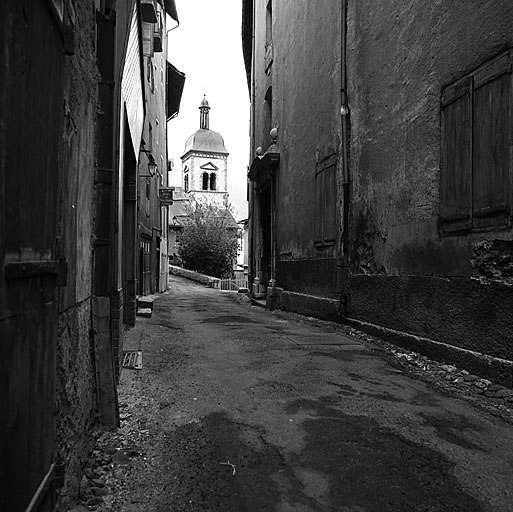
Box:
left=55, top=0, right=100, bottom=506
left=55, top=302, right=96, bottom=503
left=169, top=265, right=217, bottom=286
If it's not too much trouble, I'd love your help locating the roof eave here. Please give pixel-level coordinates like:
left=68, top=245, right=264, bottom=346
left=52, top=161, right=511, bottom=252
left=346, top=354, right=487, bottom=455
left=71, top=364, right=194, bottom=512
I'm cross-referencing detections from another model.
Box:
left=181, top=149, right=229, bottom=160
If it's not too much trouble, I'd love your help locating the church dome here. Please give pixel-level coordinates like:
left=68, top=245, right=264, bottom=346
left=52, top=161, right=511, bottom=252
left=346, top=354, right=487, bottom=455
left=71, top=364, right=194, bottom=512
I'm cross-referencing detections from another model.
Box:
left=182, top=128, right=229, bottom=157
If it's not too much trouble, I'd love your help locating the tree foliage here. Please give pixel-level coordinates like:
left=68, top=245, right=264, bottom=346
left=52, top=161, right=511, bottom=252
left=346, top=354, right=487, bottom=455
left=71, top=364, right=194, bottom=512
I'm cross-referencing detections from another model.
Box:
left=178, top=200, right=239, bottom=278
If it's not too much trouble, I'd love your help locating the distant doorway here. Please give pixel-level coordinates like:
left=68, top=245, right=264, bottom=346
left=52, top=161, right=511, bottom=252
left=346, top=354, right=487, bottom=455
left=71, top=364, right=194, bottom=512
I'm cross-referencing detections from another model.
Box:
left=259, top=183, right=272, bottom=287
left=139, top=236, right=152, bottom=296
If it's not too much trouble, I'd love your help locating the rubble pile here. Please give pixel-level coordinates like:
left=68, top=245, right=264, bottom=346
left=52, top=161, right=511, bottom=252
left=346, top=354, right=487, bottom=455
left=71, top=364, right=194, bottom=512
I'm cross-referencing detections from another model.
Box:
left=66, top=399, right=157, bottom=512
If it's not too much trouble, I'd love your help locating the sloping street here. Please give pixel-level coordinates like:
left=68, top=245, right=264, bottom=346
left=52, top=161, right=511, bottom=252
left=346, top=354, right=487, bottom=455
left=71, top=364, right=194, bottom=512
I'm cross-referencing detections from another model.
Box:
left=85, top=276, right=513, bottom=512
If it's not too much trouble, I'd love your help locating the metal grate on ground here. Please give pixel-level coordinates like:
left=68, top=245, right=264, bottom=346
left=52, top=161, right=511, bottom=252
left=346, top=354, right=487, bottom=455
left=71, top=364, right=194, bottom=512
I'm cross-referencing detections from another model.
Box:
left=122, top=350, right=143, bottom=370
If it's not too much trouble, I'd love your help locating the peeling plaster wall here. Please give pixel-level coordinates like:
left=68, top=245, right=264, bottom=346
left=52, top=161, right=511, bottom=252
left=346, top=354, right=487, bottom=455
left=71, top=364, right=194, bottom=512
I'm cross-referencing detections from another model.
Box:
left=348, top=0, right=513, bottom=277
left=347, top=0, right=513, bottom=361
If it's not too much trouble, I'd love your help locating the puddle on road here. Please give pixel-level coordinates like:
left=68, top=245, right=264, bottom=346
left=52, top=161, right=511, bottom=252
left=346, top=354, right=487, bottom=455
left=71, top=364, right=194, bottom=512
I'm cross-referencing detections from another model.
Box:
left=307, top=348, right=372, bottom=362
left=285, top=398, right=485, bottom=511
left=326, top=382, right=405, bottom=403
left=419, top=412, right=485, bottom=452
left=358, top=391, right=405, bottom=403
left=153, top=322, right=183, bottom=331
left=410, top=391, right=440, bottom=407
left=200, top=315, right=258, bottom=324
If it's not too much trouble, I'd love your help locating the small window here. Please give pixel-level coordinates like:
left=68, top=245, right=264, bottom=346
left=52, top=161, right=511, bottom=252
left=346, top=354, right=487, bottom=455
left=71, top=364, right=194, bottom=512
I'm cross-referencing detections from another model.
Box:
left=210, top=173, right=217, bottom=191
left=184, top=174, right=189, bottom=192
left=145, top=180, right=150, bottom=216
left=142, top=25, right=154, bottom=58
left=315, top=155, right=337, bottom=247
left=440, top=49, right=512, bottom=233
left=265, top=1, right=272, bottom=47
left=264, top=1, right=273, bottom=73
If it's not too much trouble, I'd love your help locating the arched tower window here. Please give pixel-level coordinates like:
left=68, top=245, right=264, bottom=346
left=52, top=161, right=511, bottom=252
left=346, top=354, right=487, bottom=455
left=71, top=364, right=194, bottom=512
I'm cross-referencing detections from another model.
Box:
left=184, top=174, right=189, bottom=192
left=210, top=173, right=217, bottom=191
left=202, top=172, right=209, bottom=190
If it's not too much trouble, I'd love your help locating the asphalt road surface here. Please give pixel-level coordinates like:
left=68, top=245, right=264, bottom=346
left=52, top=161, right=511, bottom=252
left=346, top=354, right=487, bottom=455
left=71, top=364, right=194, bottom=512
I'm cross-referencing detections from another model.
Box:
left=105, top=275, right=513, bottom=512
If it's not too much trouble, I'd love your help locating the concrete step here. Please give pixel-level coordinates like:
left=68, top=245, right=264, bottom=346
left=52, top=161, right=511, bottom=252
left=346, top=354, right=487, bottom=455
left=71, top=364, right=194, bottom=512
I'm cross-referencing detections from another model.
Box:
left=137, top=296, right=154, bottom=310
left=136, top=308, right=152, bottom=318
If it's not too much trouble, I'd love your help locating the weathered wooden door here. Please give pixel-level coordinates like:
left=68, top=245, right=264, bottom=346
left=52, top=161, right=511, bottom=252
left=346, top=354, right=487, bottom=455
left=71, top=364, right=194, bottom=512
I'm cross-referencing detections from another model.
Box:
left=0, top=1, right=64, bottom=510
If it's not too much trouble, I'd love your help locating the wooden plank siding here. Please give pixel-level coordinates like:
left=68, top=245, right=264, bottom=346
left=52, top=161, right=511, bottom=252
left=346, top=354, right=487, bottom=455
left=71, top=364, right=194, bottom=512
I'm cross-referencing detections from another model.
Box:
left=121, top=2, right=144, bottom=159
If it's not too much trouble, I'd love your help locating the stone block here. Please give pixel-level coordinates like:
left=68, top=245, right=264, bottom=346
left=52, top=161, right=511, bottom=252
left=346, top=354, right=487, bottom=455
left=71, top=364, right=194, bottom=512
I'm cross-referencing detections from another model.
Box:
left=137, top=297, right=154, bottom=310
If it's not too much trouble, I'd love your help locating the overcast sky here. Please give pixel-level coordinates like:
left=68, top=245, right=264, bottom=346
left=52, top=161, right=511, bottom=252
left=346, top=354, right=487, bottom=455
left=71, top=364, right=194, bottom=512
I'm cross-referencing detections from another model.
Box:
left=167, top=1, right=250, bottom=220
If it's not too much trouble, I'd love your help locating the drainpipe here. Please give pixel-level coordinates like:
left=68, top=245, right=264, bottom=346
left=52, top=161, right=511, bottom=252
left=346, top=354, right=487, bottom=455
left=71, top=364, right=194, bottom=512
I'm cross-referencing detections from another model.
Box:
left=248, top=0, right=256, bottom=291
left=339, top=0, right=350, bottom=315
left=270, top=170, right=276, bottom=287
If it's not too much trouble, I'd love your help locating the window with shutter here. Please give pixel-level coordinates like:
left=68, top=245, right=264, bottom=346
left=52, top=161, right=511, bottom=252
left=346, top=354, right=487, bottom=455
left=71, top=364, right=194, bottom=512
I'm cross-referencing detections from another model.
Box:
left=440, top=50, right=512, bottom=233
left=142, top=22, right=154, bottom=57
left=315, top=155, right=337, bottom=246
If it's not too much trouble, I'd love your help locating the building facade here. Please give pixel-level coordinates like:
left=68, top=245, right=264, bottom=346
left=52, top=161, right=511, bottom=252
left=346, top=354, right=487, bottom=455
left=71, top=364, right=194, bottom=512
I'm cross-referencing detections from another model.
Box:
left=137, top=0, right=180, bottom=299
left=243, top=0, right=513, bottom=383
left=181, top=97, right=230, bottom=207
left=0, top=1, right=182, bottom=510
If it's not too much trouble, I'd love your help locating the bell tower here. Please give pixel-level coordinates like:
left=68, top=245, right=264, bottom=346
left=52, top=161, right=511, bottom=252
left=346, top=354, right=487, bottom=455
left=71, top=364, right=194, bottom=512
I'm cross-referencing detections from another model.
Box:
left=181, top=96, right=230, bottom=206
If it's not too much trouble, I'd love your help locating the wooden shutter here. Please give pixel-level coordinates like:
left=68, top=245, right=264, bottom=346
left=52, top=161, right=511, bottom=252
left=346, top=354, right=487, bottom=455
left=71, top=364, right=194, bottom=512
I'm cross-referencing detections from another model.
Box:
left=440, top=76, right=472, bottom=231
left=142, top=21, right=153, bottom=57
left=315, top=155, right=337, bottom=245
left=472, top=53, right=511, bottom=228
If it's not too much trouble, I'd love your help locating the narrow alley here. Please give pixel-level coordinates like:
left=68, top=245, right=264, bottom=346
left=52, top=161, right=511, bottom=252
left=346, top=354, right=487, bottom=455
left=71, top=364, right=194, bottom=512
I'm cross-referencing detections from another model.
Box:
left=82, top=276, right=513, bottom=512
left=4, top=3, right=513, bottom=511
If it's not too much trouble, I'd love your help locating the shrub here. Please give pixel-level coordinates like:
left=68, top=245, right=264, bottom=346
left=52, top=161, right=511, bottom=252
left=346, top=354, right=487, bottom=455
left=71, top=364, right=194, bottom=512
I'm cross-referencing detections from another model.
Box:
left=178, top=200, right=239, bottom=278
